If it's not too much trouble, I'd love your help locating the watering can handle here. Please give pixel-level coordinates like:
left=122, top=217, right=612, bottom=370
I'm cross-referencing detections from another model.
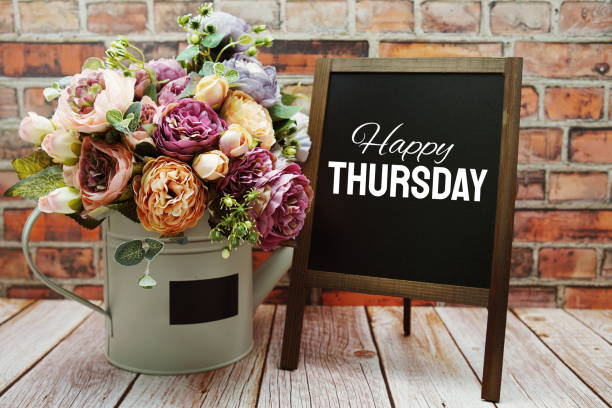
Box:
left=22, top=207, right=109, bottom=317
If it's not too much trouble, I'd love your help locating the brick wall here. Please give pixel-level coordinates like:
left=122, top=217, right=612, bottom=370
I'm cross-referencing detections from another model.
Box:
left=0, top=0, right=610, bottom=307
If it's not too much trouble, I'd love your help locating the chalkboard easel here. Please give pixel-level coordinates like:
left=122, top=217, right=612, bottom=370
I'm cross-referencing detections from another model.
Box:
left=279, top=58, right=522, bottom=403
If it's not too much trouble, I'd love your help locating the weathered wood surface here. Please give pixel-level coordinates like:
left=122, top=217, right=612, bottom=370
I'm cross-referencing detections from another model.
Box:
left=0, top=299, right=34, bottom=325
left=436, top=307, right=608, bottom=408
left=368, top=306, right=493, bottom=408
left=118, top=305, right=275, bottom=408
left=261, top=306, right=391, bottom=408
left=0, top=300, right=93, bottom=395
left=566, top=309, right=612, bottom=343
left=514, top=308, right=612, bottom=403
left=0, top=314, right=135, bottom=408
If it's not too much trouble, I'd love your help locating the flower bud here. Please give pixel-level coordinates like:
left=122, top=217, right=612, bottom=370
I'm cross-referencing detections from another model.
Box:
left=177, top=15, right=190, bottom=26
left=221, top=247, right=231, bottom=259
left=62, top=165, right=78, bottom=188
left=252, top=25, right=267, bottom=33
left=41, top=128, right=81, bottom=165
left=245, top=47, right=258, bottom=57
left=219, top=124, right=253, bottom=158
left=192, top=150, right=229, bottom=181
left=38, top=186, right=82, bottom=214
left=194, top=74, right=229, bottom=109
left=189, top=34, right=201, bottom=45
left=18, top=112, right=55, bottom=146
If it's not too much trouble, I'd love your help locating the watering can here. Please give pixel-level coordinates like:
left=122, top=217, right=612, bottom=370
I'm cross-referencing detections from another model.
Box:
left=22, top=208, right=293, bottom=374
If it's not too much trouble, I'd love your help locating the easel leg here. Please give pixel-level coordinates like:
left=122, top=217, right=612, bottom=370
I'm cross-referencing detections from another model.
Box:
left=403, top=298, right=411, bottom=336
left=481, top=304, right=508, bottom=402
left=280, top=282, right=309, bottom=370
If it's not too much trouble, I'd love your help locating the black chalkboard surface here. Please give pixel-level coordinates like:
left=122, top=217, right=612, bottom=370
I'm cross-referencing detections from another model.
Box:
left=308, top=72, right=504, bottom=289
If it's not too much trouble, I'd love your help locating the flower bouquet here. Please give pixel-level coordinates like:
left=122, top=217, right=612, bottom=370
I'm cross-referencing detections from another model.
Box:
left=7, top=3, right=313, bottom=286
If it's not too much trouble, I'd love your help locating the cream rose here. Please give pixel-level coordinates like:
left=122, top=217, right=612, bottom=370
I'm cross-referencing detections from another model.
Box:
left=221, top=90, right=275, bottom=150
left=194, top=74, right=229, bottom=109
left=192, top=150, right=229, bottom=181
left=219, top=124, right=253, bottom=158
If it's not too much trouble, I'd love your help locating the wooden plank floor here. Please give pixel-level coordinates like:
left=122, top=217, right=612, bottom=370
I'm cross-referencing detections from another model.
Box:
left=0, top=300, right=609, bottom=408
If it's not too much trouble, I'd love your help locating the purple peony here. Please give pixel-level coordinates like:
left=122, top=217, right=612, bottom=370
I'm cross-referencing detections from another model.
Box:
left=217, top=147, right=276, bottom=199
left=147, top=58, right=187, bottom=89
left=153, top=98, right=226, bottom=161
left=158, top=76, right=191, bottom=105
left=202, top=12, right=251, bottom=60
left=223, top=54, right=280, bottom=107
left=250, top=163, right=313, bottom=251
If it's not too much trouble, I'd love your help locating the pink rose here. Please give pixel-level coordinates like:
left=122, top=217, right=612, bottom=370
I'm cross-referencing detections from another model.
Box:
left=18, top=112, right=54, bottom=145
left=53, top=69, right=135, bottom=134
left=38, top=186, right=82, bottom=214
left=76, top=138, right=133, bottom=211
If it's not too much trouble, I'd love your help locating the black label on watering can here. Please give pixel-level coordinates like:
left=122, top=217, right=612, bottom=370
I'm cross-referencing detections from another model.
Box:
left=169, top=274, right=239, bottom=325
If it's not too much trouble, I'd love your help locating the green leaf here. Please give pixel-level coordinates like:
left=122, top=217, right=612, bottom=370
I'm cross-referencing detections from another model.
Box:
left=11, top=149, right=53, bottom=180
left=273, top=118, right=297, bottom=139
left=107, top=200, right=140, bottom=224
left=43, top=87, right=61, bottom=102
left=213, top=62, right=225, bottom=75
left=134, top=142, right=159, bottom=158
left=82, top=57, right=105, bottom=71
left=143, top=82, right=157, bottom=101
left=4, top=165, right=65, bottom=200
left=268, top=103, right=301, bottom=121
left=177, top=72, right=201, bottom=99
left=67, top=212, right=104, bottom=230
left=198, top=61, right=216, bottom=77
left=201, top=32, right=225, bottom=48
left=225, top=69, right=239, bottom=83
left=237, top=34, right=253, bottom=46
left=144, top=238, right=164, bottom=260
left=176, top=44, right=200, bottom=61
left=138, top=274, right=157, bottom=289
left=281, top=92, right=298, bottom=106
left=125, top=102, right=142, bottom=132
left=114, top=240, right=145, bottom=266
left=106, top=109, right=123, bottom=126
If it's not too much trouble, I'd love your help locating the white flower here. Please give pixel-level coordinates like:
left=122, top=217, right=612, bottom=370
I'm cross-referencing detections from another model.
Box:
left=18, top=112, right=55, bottom=146
left=41, top=128, right=81, bottom=165
left=38, top=186, right=82, bottom=214
left=292, top=112, right=311, bottom=163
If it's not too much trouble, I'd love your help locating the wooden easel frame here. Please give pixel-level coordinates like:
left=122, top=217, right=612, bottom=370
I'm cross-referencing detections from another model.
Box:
left=279, top=57, right=522, bottom=402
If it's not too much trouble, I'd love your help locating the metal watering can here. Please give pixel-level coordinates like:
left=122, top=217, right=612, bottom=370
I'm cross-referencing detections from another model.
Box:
left=22, top=207, right=293, bottom=374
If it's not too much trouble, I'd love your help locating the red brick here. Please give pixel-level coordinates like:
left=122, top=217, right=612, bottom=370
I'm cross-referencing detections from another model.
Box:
left=549, top=172, right=607, bottom=202
left=514, top=211, right=612, bottom=242
left=132, top=41, right=181, bottom=60
left=24, top=88, right=57, bottom=117
left=520, top=86, right=538, bottom=118
left=0, top=0, right=14, bottom=33
left=356, top=0, right=414, bottom=33
left=286, top=0, right=348, bottom=33
left=0, top=129, right=33, bottom=160
left=569, top=128, right=612, bottom=163
left=511, top=247, right=533, bottom=278
left=559, top=2, right=612, bottom=35
left=0, top=87, right=18, bottom=119
left=539, top=248, right=597, bottom=279
left=603, top=250, right=612, bottom=277
left=4, top=209, right=101, bottom=242
left=379, top=42, right=501, bottom=57
left=421, top=1, right=480, bottom=33
left=0, top=170, right=20, bottom=197
left=514, top=42, right=611, bottom=78
left=518, top=128, right=562, bottom=163
left=259, top=40, right=368, bottom=74
left=153, top=1, right=201, bottom=33
left=0, top=248, right=30, bottom=279
left=87, top=2, right=148, bottom=34
left=262, top=287, right=289, bottom=304
left=0, top=43, right=105, bottom=77
left=320, top=290, right=436, bottom=306
left=36, top=248, right=95, bottom=279
left=74, top=285, right=104, bottom=300
left=544, top=87, right=603, bottom=120
left=19, top=1, right=79, bottom=33
left=7, top=285, right=63, bottom=299
left=490, top=2, right=550, bottom=34
left=565, top=287, right=612, bottom=308
left=516, top=170, right=545, bottom=200
left=220, top=1, right=280, bottom=29
left=509, top=287, right=556, bottom=307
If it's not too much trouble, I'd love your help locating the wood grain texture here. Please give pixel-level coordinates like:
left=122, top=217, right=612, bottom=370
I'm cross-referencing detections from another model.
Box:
left=0, top=300, right=93, bottom=395
left=330, top=58, right=507, bottom=73
left=566, top=309, right=612, bottom=343
left=264, top=306, right=391, bottom=408
left=437, top=307, right=607, bottom=408
left=514, top=308, right=612, bottom=403
left=0, top=299, right=34, bottom=326
left=118, top=305, right=275, bottom=408
left=0, top=314, right=135, bottom=408
left=368, top=306, right=493, bottom=408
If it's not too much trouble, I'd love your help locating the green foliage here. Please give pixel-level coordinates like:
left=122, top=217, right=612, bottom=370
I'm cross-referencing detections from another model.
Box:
left=125, top=102, right=142, bottom=132
left=143, top=82, right=157, bottom=101
left=67, top=212, right=104, bottom=230
left=11, top=149, right=54, bottom=180
left=176, top=45, right=201, bottom=61
left=114, top=240, right=145, bottom=266
left=144, top=238, right=164, bottom=260
left=4, top=165, right=65, bottom=200
left=177, top=72, right=202, bottom=99
left=82, top=57, right=105, bottom=70
left=201, top=32, right=224, bottom=48
left=107, top=200, right=140, bottom=224
left=268, top=103, right=301, bottom=121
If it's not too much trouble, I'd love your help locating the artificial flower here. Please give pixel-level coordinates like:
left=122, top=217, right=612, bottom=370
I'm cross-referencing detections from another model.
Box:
left=62, top=165, right=78, bottom=188
left=132, top=68, right=150, bottom=100
left=223, top=55, right=280, bottom=107
left=76, top=137, right=133, bottom=211
left=158, top=76, right=191, bottom=105
left=53, top=69, right=135, bottom=133
left=250, top=163, right=312, bottom=251
left=192, top=150, right=229, bottom=181
left=18, top=112, right=54, bottom=145
left=218, top=147, right=275, bottom=199
left=41, top=128, right=81, bottom=165
left=292, top=112, right=312, bottom=162
left=38, top=186, right=82, bottom=214
left=133, top=156, right=206, bottom=235
left=147, top=58, right=187, bottom=89
left=153, top=98, right=226, bottom=161
left=221, top=91, right=275, bottom=150
left=123, top=96, right=158, bottom=151
left=194, top=74, right=229, bottom=109
left=201, top=12, right=251, bottom=60
left=219, top=124, right=253, bottom=158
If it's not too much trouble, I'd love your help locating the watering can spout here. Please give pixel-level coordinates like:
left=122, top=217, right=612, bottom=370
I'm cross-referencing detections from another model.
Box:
left=253, top=247, right=294, bottom=309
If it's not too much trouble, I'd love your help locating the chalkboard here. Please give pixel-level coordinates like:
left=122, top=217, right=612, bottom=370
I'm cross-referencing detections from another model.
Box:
left=280, top=58, right=522, bottom=403
left=308, top=72, right=504, bottom=289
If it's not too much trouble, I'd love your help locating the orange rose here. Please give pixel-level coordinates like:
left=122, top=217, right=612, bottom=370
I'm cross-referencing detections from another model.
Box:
left=133, top=156, right=207, bottom=236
